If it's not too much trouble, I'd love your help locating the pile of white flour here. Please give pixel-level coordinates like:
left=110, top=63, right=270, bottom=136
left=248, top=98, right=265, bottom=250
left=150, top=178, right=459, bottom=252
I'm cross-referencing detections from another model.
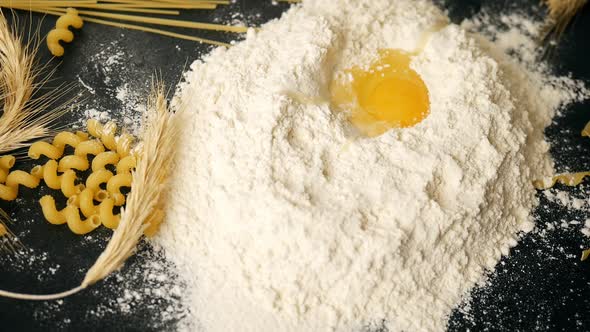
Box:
left=155, top=0, right=588, bottom=331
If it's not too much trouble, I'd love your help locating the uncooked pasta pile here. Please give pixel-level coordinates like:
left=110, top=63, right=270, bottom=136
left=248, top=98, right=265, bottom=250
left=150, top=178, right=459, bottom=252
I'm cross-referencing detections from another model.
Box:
left=155, top=0, right=588, bottom=331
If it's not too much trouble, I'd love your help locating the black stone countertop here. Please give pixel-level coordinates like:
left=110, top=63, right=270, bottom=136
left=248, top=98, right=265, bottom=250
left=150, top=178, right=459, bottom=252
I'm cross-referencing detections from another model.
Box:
left=1, top=0, right=589, bottom=331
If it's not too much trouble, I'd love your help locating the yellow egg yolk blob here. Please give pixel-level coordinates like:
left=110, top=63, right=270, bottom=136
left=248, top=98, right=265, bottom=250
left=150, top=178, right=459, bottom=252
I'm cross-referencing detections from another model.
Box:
left=330, top=49, right=430, bottom=137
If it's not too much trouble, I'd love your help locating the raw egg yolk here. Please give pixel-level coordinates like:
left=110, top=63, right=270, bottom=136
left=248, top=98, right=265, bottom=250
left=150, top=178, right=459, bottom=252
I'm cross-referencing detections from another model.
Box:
left=330, top=49, right=430, bottom=137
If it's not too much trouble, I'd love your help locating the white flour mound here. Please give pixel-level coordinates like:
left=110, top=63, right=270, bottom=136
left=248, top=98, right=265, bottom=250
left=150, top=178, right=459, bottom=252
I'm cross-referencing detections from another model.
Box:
left=156, top=0, right=587, bottom=331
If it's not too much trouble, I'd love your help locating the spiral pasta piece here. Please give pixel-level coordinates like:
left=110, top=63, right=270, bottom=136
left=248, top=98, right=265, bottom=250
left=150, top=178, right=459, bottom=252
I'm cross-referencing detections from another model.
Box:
left=94, top=189, right=110, bottom=202
left=74, top=140, right=105, bottom=158
left=92, top=151, right=120, bottom=172
left=39, top=195, right=67, bottom=225
left=47, top=8, right=83, bottom=57
left=53, top=131, right=87, bottom=151
left=28, top=141, right=62, bottom=160
left=42, top=160, right=62, bottom=190
left=99, top=198, right=120, bottom=229
left=101, top=122, right=118, bottom=151
left=116, top=134, right=134, bottom=157
left=87, top=119, right=103, bottom=138
left=0, top=170, right=41, bottom=201
left=79, top=188, right=101, bottom=218
left=61, top=170, right=84, bottom=198
left=86, top=169, right=113, bottom=192
left=63, top=205, right=100, bottom=235
left=31, top=165, right=44, bottom=179
left=0, top=155, right=15, bottom=183
left=116, top=155, right=137, bottom=174
left=58, top=155, right=90, bottom=172
left=106, top=173, right=132, bottom=206
left=6, top=170, right=41, bottom=192
left=67, top=194, right=80, bottom=207
left=0, top=155, right=15, bottom=170
left=76, top=131, right=89, bottom=140
left=0, top=185, right=16, bottom=201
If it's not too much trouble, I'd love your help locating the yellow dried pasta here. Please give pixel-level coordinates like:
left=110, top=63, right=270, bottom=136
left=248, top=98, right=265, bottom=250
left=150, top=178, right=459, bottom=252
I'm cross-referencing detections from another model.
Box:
left=87, top=119, right=103, bottom=138
left=0, top=169, right=7, bottom=184
left=91, top=151, right=120, bottom=172
left=116, top=155, right=137, bottom=174
left=58, top=155, right=90, bottom=172
left=0, top=155, right=15, bottom=183
left=67, top=195, right=80, bottom=207
left=31, top=165, right=44, bottom=179
left=26, top=118, right=138, bottom=235
left=61, top=170, right=84, bottom=198
left=47, top=8, right=83, bottom=57
left=106, top=173, right=132, bottom=206
left=6, top=170, right=41, bottom=190
left=533, top=172, right=590, bottom=190
left=0, top=170, right=41, bottom=201
left=79, top=188, right=101, bottom=218
left=0, top=185, right=16, bottom=201
left=28, top=141, right=62, bottom=160
left=74, top=140, right=105, bottom=158
left=0, top=155, right=15, bottom=170
left=41, top=160, right=62, bottom=190
left=116, top=134, right=134, bottom=157
left=53, top=131, right=88, bottom=151
left=99, top=198, right=120, bottom=229
left=62, top=205, right=100, bottom=235
left=94, top=189, right=110, bottom=202
left=87, top=120, right=137, bottom=156
left=76, top=131, right=89, bottom=140
left=100, top=122, right=118, bottom=151
left=39, top=195, right=67, bottom=225
left=86, top=169, right=114, bottom=192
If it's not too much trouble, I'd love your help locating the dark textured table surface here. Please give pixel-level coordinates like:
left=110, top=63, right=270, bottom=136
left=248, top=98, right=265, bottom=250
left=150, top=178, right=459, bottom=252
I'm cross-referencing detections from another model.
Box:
left=0, top=0, right=589, bottom=331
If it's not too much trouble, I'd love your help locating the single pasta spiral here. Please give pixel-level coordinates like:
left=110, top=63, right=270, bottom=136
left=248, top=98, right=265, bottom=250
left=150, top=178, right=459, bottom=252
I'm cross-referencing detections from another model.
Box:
left=46, top=8, right=83, bottom=57
left=0, top=170, right=41, bottom=201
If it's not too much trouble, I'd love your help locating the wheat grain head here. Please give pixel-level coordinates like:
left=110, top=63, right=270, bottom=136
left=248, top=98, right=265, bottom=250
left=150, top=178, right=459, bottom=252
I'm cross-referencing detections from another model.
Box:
left=0, top=11, right=73, bottom=154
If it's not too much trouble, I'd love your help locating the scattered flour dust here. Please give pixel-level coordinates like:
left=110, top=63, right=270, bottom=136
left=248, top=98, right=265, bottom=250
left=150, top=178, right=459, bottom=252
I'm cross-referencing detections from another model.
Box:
left=73, top=40, right=144, bottom=134
left=464, top=11, right=590, bottom=241
left=155, top=0, right=588, bottom=331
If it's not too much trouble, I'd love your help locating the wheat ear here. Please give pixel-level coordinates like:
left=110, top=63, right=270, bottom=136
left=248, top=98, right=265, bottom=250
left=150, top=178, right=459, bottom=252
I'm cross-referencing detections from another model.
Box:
left=0, top=11, right=74, bottom=153
left=543, top=0, right=587, bottom=42
left=0, top=208, right=24, bottom=254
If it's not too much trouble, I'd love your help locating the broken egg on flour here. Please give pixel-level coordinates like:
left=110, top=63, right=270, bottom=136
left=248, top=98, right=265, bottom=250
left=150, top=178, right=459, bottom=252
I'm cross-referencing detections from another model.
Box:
left=330, top=49, right=430, bottom=137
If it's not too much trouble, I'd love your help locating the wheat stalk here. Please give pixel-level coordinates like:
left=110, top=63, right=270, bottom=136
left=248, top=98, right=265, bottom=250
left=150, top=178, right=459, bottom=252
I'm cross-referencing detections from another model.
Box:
left=82, top=83, right=178, bottom=287
left=0, top=208, right=24, bottom=254
left=543, top=0, right=588, bottom=42
left=0, top=82, right=180, bottom=300
left=0, top=11, right=73, bottom=154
